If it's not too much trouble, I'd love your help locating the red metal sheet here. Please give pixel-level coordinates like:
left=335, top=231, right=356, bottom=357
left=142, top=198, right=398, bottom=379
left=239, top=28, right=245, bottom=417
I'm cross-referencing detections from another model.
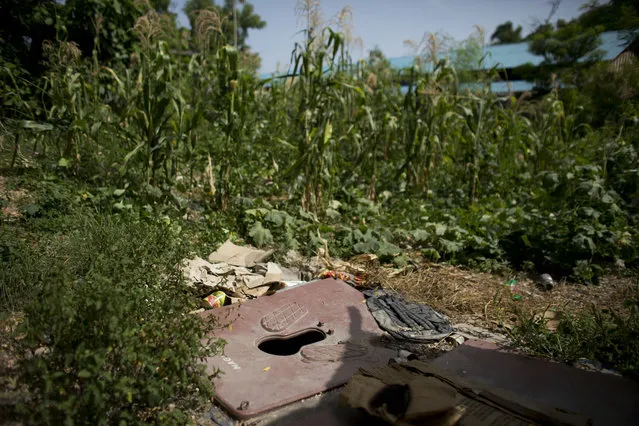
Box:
left=200, top=279, right=395, bottom=420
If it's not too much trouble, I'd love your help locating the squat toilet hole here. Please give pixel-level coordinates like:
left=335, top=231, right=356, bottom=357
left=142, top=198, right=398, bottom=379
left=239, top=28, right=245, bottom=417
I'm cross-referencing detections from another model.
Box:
left=258, top=329, right=326, bottom=356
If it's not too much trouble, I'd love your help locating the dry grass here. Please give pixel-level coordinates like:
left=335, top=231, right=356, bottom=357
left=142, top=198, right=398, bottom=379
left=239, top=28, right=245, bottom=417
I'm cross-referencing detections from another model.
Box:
left=359, top=260, right=637, bottom=331
left=0, top=175, right=28, bottom=220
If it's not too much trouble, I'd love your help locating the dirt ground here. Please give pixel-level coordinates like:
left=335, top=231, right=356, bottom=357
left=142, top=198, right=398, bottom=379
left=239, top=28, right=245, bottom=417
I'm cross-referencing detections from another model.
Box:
left=0, top=175, right=27, bottom=220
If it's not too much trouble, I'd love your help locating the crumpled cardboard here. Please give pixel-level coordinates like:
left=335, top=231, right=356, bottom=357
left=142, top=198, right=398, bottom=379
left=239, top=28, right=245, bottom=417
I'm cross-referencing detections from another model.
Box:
left=182, top=257, right=238, bottom=296
left=183, top=253, right=290, bottom=302
left=207, top=240, right=273, bottom=267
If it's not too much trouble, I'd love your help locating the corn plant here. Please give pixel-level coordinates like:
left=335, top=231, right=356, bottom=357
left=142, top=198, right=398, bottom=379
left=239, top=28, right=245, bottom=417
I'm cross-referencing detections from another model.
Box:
left=283, top=28, right=354, bottom=212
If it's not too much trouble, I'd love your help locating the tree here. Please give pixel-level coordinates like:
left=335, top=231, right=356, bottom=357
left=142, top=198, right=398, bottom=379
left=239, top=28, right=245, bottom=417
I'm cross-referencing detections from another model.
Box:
left=529, top=21, right=603, bottom=66
left=218, top=0, right=266, bottom=50
left=578, top=0, right=639, bottom=43
left=183, top=0, right=266, bottom=50
left=0, top=0, right=59, bottom=74
left=490, top=21, right=523, bottom=45
left=184, top=0, right=214, bottom=29
left=149, top=0, right=171, bottom=13
left=64, top=0, right=146, bottom=63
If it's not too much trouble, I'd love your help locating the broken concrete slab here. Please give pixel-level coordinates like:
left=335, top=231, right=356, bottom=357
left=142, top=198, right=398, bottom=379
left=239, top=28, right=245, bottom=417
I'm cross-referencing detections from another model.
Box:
left=208, top=240, right=273, bottom=267
left=199, top=279, right=396, bottom=420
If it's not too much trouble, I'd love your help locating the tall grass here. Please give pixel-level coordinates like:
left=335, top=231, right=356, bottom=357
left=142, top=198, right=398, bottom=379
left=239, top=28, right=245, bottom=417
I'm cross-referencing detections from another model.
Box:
left=1, top=8, right=638, bottom=279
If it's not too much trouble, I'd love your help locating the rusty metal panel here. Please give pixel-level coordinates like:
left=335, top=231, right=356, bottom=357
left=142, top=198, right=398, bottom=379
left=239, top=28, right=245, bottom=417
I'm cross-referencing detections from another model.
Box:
left=432, top=340, right=639, bottom=426
left=200, top=279, right=395, bottom=420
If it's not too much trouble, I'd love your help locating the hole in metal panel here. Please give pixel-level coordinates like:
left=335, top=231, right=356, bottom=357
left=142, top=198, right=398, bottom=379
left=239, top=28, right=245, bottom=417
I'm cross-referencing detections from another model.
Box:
left=258, top=329, right=326, bottom=356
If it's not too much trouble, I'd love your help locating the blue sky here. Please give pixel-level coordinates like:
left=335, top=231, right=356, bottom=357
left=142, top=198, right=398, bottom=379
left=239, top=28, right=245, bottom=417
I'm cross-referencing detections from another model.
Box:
left=170, top=0, right=590, bottom=73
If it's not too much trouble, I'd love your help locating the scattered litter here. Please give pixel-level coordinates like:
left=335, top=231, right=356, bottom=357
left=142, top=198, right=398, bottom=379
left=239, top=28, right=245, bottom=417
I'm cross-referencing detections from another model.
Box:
left=318, top=270, right=363, bottom=287
left=349, top=253, right=378, bottom=264
left=264, top=262, right=283, bottom=283
left=538, top=273, right=555, bottom=291
left=182, top=242, right=297, bottom=305
left=203, top=291, right=226, bottom=308
left=363, top=288, right=453, bottom=341
left=208, top=240, right=273, bottom=267
left=240, top=281, right=285, bottom=299
left=252, top=262, right=284, bottom=286
left=534, top=309, right=562, bottom=332
left=504, top=279, right=522, bottom=301
left=182, top=256, right=236, bottom=295
left=573, top=358, right=620, bottom=376
left=263, top=366, right=271, bottom=372
left=452, top=323, right=508, bottom=345
left=299, top=256, right=327, bottom=281
left=446, top=333, right=465, bottom=346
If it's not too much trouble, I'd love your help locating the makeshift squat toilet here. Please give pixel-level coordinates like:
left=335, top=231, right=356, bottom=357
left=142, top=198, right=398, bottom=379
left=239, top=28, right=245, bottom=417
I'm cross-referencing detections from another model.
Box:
left=200, top=278, right=395, bottom=419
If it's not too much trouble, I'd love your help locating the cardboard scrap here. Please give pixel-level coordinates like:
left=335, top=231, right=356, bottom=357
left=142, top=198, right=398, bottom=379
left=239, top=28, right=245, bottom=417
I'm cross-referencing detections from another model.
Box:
left=208, top=240, right=273, bottom=267
left=182, top=243, right=308, bottom=307
left=242, top=274, right=266, bottom=289
left=182, top=257, right=231, bottom=295
left=241, top=282, right=286, bottom=299
left=264, top=262, right=283, bottom=283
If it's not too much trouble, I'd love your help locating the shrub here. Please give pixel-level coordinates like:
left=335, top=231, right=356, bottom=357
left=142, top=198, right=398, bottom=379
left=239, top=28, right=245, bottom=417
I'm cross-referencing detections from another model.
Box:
left=10, top=213, right=221, bottom=424
left=512, top=299, right=639, bottom=380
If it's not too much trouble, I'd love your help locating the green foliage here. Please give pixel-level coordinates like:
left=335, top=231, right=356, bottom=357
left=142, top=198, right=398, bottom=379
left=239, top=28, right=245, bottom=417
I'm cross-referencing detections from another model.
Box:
left=183, top=0, right=266, bottom=50
left=1, top=2, right=639, bottom=415
left=4, top=207, right=220, bottom=423
left=579, top=0, right=639, bottom=42
left=64, top=0, right=147, bottom=63
left=529, top=20, right=604, bottom=67
left=490, top=21, right=523, bottom=45
left=512, top=301, right=639, bottom=379
left=0, top=0, right=59, bottom=75
left=565, top=61, right=639, bottom=126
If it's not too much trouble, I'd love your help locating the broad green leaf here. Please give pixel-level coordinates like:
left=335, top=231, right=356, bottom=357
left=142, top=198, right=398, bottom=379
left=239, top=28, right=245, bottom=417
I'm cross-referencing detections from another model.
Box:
left=434, top=223, right=447, bottom=236
left=249, top=222, right=273, bottom=247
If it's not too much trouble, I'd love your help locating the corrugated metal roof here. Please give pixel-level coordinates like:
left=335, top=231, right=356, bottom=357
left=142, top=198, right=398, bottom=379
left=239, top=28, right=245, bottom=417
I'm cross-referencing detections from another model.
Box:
left=399, top=80, right=537, bottom=95
left=260, top=31, right=630, bottom=79
left=390, top=31, right=629, bottom=71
